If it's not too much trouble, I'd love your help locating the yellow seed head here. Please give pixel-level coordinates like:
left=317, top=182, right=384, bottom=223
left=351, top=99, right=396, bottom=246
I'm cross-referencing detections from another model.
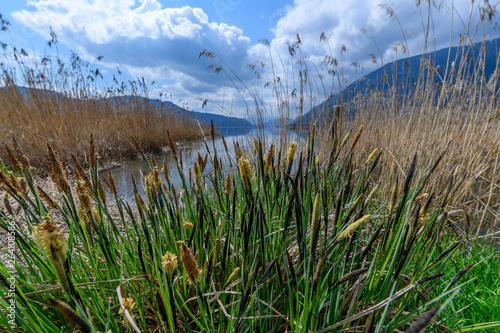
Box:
left=366, top=149, right=378, bottom=165
left=119, top=297, right=136, bottom=328
left=238, top=158, right=252, bottom=189
left=226, top=267, right=240, bottom=287
left=183, top=221, right=194, bottom=230
left=162, top=251, right=178, bottom=276
left=253, top=138, right=259, bottom=155
left=286, top=141, right=298, bottom=167
left=336, top=215, right=371, bottom=243
left=34, top=215, right=68, bottom=261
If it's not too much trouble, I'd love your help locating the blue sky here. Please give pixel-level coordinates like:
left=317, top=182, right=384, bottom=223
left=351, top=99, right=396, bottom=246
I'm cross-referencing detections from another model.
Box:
left=1, top=0, right=498, bottom=117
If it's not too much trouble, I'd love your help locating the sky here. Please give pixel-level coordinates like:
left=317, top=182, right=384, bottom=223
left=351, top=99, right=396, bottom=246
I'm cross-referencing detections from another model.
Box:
left=0, top=0, right=498, bottom=118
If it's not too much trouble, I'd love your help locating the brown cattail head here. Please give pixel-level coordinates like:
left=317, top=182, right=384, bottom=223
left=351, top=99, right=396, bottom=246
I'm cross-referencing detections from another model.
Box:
left=47, top=144, right=70, bottom=194
left=8, top=173, right=23, bottom=196
left=162, top=251, right=178, bottom=277
left=3, top=196, right=13, bottom=216
left=264, top=143, right=274, bottom=175
left=167, top=130, right=178, bottom=162
left=71, top=154, right=91, bottom=191
left=210, top=120, right=215, bottom=142
left=76, top=180, right=92, bottom=212
left=34, top=215, right=68, bottom=262
left=11, top=136, right=30, bottom=170
left=179, top=151, right=183, bottom=169
left=351, top=126, right=363, bottom=148
left=6, top=145, right=22, bottom=174
left=0, top=170, right=17, bottom=196
left=48, top=298, right=91, bottom=333
left=238, top=158, right=252, bottom=189
left=179, top=242, right=201, bottom=284
left=107, top=170, right=117, bottom=196
left=37, top=185, right=58, bottom=210
left=222, top=136, right=228, bottom=154
left=161, top=159, right=170, bottom=181
left=224, top=174, right=231, bottom=197
left=97, top=179, right=107, bottom=204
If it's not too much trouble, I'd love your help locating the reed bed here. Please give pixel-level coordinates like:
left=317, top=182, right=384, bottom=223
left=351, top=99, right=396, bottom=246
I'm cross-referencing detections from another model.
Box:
left=0, top=129, right=492, bottom=332
left=0, top=38, right=204, bottom=168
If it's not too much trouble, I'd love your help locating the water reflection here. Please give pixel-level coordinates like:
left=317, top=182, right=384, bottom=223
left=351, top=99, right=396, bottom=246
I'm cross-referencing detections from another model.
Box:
left=107, top=127, right=303, bottom=200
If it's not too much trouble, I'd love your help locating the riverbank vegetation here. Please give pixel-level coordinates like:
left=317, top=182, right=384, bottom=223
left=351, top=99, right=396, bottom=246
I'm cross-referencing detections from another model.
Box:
left=0, top=2, right=499, bottom=332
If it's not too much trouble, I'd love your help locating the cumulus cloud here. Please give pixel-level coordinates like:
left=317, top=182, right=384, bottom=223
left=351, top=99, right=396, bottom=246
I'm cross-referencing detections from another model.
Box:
left=253, top=0, right=498, bottom=86
left=12, top=0, right=253, bottom=110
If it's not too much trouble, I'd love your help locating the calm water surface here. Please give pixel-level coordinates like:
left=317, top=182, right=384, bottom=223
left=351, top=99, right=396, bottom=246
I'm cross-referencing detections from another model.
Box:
left=107, top=128, right=302, bottom=199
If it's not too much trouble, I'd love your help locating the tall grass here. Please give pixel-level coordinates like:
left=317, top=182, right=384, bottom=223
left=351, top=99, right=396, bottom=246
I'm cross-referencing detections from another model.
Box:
left=0, top=21, right=204, bottom=168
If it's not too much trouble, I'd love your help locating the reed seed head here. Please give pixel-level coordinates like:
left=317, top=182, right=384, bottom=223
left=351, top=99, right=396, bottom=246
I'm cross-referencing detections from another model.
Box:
left=179, top=242, right=201, bottom=284
left=162, top=251, right=178, bottom=276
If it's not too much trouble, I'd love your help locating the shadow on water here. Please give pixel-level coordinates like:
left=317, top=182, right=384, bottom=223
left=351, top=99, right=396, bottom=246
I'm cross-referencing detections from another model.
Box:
left=107, top=125, right=303, bottom=200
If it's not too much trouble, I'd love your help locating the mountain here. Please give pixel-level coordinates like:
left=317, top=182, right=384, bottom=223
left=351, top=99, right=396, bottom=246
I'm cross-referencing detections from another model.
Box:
left=293, top=37, right=500, bottom=126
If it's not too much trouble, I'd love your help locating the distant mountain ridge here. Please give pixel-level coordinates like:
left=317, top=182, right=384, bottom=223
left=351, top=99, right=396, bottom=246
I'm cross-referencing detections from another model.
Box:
left=294, top=37, right=500, bottom=126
